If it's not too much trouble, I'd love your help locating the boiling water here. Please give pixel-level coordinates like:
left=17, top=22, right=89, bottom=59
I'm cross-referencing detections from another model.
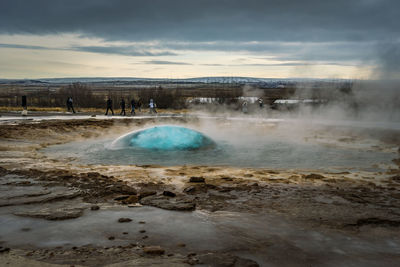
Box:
left=113, top=125, right=215, bottom=150
left=44, top=123, right=394, bottom=171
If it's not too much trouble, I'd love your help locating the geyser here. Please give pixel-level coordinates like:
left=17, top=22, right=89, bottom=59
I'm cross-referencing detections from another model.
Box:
left=120, top=125, right=215, bottom=150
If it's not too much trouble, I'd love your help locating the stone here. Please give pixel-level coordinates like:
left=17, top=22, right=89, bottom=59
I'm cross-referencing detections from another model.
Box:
left=139, top=190, right=157, bottom=199
left=140, top=195, right=196, bottom=211
left=143, top=246, right=165, bottom=255
left=183, top=186, right=196, bottom=194
left=118, top=218, right=132, bottom=223
left=110, top=184, right=137, bottom=195
left=304, top=173, right=325, bottom=179
left=163, top=190, right=176, bottom=197
left=139, top=230, right=146, bottom=233
left=14, top=207, right=84, bottom=220
left=108, top=236, right=115, bottom=240
left=197, top=253, right=259, bottom=267
left=0, top=247, right=10, bottom=253
left=122, top=195, right=139, bottom=204
left=189, top=177, right=205, bottom=183
left=114, top=195, right=130, bottom=201
left=90, top=205, right=100, bottom=210
left=86, top=172, right=101, bottom=178
left=235, top=258, right=260, bottom=267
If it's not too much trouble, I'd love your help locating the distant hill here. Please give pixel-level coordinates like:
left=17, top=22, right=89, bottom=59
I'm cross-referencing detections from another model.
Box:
left=0, top=77, right=352, bottom=87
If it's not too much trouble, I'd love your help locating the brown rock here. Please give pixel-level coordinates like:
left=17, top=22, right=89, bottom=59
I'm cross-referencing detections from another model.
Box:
left=86, top=172, right=101, bottom=178
left=139, top=190, right=157, bottom=199
left=122, top=195, right=139, bottom=204
left=14, top=207, right=84, bottom=220
left=140, top=195, right=196, bottom=211
left=118, top=218, right=132, bottom=223
left=163, top=191, right=176, bottom=197
left=189, top=177, right=205, bottom=183
left=0, top=247, right=10, bottom=253
left=114, top=195, right=130, bottom=201
left=143, top=246, right=165, bottom=255
left=90, top=205, right=100, bottom=210
left=304, top=173, right=325, bottom=179
left=183, top=186, right=196, bottom=194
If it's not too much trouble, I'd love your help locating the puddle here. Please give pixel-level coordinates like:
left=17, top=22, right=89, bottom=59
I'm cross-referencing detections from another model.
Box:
left=0, top=206, right=399, bottom=266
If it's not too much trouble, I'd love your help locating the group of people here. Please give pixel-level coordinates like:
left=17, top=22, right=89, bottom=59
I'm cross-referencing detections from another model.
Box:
left=105, top=97, right=156, bottom=116
left=65, top=96, right=156, bottom=116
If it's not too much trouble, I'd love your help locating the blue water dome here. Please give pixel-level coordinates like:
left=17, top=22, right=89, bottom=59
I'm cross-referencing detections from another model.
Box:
left=127, top=125, right=215, bottom=150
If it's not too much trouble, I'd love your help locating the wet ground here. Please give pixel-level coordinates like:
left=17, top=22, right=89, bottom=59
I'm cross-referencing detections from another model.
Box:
left=0, top=114, right=400, bottom=266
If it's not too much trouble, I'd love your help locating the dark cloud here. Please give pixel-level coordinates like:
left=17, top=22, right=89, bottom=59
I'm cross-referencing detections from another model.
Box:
left=201, top=62, right=354, bottom=67
left=142, top=60, right=192, bottom=65
left=1, top=0, right=399, bottom=77
left=0, top=43, right=50, bottom=50
left=0, top=0, right=398, bottom=43
left=72, top=46, right=176, bottom=56
left=0, top=43, right=176, bottom=57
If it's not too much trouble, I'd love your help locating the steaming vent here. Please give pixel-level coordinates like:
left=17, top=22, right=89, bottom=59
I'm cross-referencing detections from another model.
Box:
left=113, top=125, right=215, bottom=151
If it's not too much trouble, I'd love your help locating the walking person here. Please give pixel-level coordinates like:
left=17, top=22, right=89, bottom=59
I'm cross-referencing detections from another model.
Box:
left=258, top=98, right=264, bottom=109
left=130, top=98, right=136, bottom=115
left=21, top=95, right=28, bottom=116
left=120, top=98, right=126, bottom=116
left=105, top=97, right=114, bottom=115
left=66, top=97, right=76, bottom=113
left=149, top=99, right=157, bottom=114
left=137, top=99, right=142, bottom=112
left=242, top=101, right=248, bottom=114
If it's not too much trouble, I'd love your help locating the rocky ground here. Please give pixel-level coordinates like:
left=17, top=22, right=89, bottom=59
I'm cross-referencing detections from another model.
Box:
left=0, top=116, right=400, bottom=266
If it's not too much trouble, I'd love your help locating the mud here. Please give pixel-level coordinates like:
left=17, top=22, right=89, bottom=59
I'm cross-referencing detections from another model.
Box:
left=1, top=116, right=400, bottom=266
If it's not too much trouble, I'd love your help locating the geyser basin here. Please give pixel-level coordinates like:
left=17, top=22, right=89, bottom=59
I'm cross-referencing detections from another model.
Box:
left=122, top=125, right=215, bottom=150
left=43, top=120, right=396, bottom=171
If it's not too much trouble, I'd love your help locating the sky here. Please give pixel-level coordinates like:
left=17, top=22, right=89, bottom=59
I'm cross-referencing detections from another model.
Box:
left=0, top=0, right=399, bottom=79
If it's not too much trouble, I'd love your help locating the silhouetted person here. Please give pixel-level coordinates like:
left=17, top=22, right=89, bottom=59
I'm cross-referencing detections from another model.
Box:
left=120, top=98, right=126, bottom=116
left=137, top=99, right=142, bottom=112
left=149, top=99, right=157, bottom=114
left=105, top=97, right=114, bottom=115
left=258, top=98, right=264, bottom=109
left=66, top=97, right=76, bottom=113
left=21, top=95, right=28, bottom=116
left=242, top=101, right=248, bottom=114
left=130, top=99, right=136, bottom=115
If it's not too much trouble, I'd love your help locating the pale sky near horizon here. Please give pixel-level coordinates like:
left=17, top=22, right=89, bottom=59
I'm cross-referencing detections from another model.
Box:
left=0, top=0, right=399, bottom=79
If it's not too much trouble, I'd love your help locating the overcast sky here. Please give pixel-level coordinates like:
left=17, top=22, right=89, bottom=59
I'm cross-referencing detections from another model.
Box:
left=0, top=0, right=399, bottom=79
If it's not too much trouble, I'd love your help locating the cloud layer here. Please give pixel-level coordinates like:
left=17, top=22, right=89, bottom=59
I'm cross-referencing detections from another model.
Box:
left=0, top=0, right=399, bottom=78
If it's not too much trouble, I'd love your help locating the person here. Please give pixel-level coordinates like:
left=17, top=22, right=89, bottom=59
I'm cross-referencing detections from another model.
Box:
left=21, top=95, right=28, bottom=116
left=258, top=98, right=264, bottom=109
left=66, top=97, right=76, bottom=113
left=105, top=97, right=114, bottom=115
left=120, top=98, right=126, bottom=116
left=137, top=99, right=142, bottom=112
left=242, top=101, right=248, bottom=114
left=149, top=99, right=157, bottom=114
left=130, top=98, right=136, bottom=115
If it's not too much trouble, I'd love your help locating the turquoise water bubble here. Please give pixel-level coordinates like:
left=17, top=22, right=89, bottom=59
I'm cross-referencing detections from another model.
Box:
left=128, top=125, right=215, bottom=150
